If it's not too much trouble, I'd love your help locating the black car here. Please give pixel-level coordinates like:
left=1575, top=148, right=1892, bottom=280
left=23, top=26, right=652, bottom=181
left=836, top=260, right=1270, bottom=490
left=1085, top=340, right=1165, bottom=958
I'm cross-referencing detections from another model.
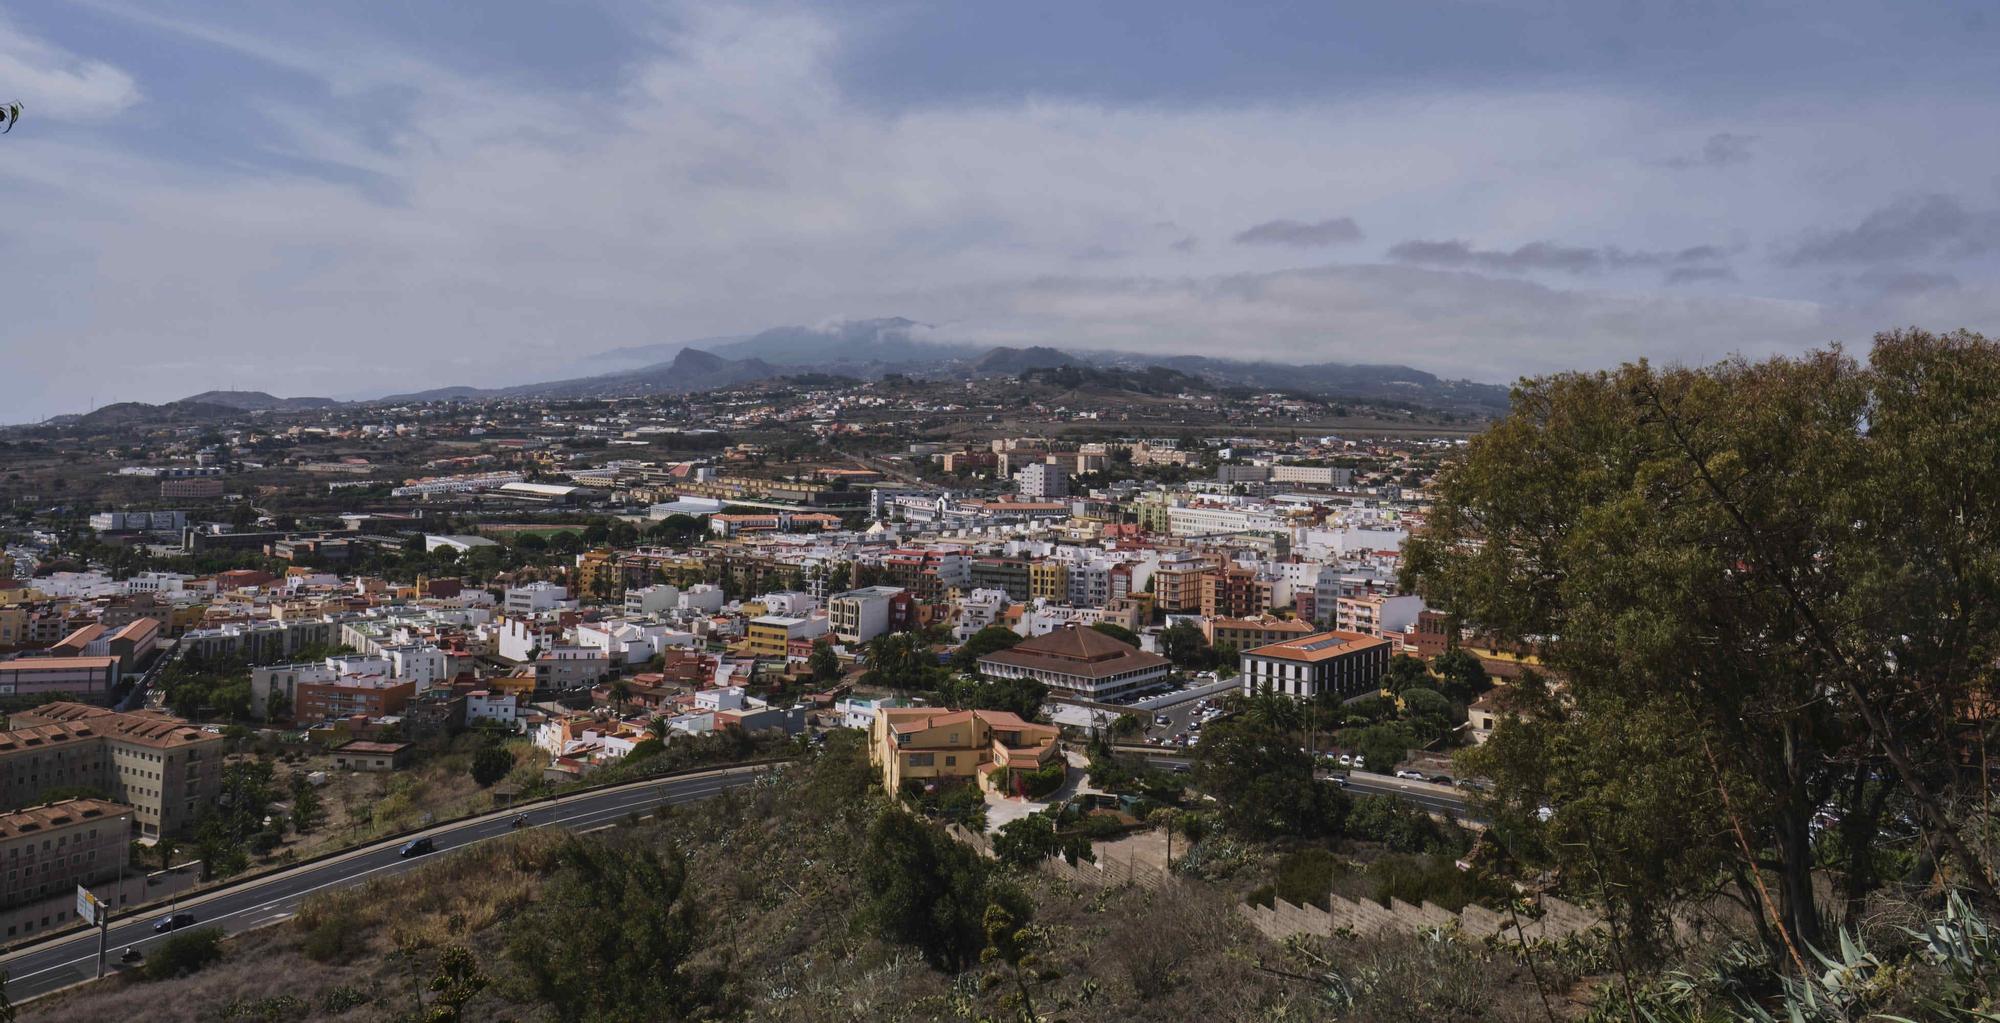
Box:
left=399, top=837, right=435, bottom=858
left=153, top=912, right=197, bottom=933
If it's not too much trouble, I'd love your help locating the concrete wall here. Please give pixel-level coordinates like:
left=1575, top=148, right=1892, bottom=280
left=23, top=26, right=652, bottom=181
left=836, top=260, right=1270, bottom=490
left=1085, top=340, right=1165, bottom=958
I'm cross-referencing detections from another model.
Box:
left=1238, top=890, right=1602, bottom=945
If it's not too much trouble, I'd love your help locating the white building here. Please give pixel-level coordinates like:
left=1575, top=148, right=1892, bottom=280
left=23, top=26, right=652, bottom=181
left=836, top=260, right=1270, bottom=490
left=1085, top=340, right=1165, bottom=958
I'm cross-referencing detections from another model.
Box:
left=1166, top=503, right=1289, bottom=537
left=1332, top=593, right=1425, bottom=638
left=88, top=510, right=186, bottom=533
left=952, top=588, right=1011, bottom=642
left=504, top=581, right=571, bottom=616
left=827, top=586, right=905, bottom=645
left=496, top=617, right=561, bottom=663
left=425, top=534, right=501, bottom=554
left=466, top=690, right=520, bottom=729
left=1014, top=462, right=1070, bottom=501
left=624, top=584, right=681, bottom=616
left=679, top=584, right=727, bottom=613
left=377, top=644, right=450, bottom=689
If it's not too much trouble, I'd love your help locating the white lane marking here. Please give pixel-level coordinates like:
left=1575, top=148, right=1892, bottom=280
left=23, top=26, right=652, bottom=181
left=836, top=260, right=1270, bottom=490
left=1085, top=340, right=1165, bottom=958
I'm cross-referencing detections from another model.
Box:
left=6, top=776, right=745, bottom=984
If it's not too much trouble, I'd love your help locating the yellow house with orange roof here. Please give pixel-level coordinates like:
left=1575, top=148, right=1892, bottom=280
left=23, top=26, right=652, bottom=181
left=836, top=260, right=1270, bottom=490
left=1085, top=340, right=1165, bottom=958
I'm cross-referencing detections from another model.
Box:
left=869, top=706, right=1061, bottom=795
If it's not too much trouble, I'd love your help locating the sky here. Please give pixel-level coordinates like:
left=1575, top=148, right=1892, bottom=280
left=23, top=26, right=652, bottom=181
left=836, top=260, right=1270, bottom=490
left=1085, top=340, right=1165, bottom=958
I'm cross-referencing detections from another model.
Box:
left=4, top=0, right=2000, bottom=420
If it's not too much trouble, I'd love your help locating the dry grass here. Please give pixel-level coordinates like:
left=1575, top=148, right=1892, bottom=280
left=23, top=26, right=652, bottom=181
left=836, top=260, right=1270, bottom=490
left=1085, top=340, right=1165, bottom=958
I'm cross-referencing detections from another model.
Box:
left=19, top=747, right=1580, bottom=1023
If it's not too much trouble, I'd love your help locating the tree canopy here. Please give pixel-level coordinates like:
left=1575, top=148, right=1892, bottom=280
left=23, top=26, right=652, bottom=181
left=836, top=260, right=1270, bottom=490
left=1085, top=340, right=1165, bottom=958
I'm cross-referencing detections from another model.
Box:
left=1406, top=329, right=2000, bottom=956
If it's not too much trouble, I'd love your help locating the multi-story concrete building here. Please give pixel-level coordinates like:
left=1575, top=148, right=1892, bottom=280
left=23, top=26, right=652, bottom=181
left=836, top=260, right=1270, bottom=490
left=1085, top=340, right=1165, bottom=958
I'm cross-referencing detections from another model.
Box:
left=969, top=558, right=1032, bottom=602
left=533, top=647, right=611, bottom=692
left=744, top=616, right=828, bottom=658
left=1199, top=566, right=1271, bottom=619
left=1152, top=564, right=1209, bottom=614
left=827, top=586, right=912, bottom=645
left=0, top=799, right=132, bottom=909
left=1014, top=462, right=1070, bottom=501
left=1207, top=614, right=1319, bottom=653
left=181, top=617, right=339, bottom=664
left=296, top=676, right=415, bottom=723
left=0, top=657, right=120, bottom=700
left=503, top=581, right=571, bottom=616
left=1269, top=464, right=1352, bottom=487
left=1332, top=593, right=1426, bottom=638
left=1027, top=560, right=1068, bottom=603
left=1239, top=630, right=1391, bottom=702
left=0, top=703, right=224, bottom=838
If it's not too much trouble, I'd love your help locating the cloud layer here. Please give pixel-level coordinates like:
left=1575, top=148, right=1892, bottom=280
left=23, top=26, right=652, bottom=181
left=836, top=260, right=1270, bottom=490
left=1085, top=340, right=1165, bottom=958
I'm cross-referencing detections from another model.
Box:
left=1233, top=217, right=1364, bottom=247
left=0, top=3, right=1997, bottom=420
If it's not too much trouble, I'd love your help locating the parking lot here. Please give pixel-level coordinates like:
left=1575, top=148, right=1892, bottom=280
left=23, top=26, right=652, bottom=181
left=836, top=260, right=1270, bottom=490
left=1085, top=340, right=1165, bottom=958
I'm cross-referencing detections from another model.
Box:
left=1142, top=691, right=1230, bottom=749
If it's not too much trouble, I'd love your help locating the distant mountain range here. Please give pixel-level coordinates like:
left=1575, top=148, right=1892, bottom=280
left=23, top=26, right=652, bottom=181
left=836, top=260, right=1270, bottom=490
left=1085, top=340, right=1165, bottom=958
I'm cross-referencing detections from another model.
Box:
left=380, top=318, right=1507, bottom=408
left=179, top=390, right=341, bottom=412
left=35, top=317, right=1512, bottom=428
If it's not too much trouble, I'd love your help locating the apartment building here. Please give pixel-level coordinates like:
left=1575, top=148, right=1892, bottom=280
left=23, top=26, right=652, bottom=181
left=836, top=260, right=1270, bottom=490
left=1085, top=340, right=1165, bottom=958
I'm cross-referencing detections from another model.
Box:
left=0, top=657, right=120, bottom=700
left=0, top=703, right=224, bottom=838
left=296, top=676, right=416, bottom=723
left=533, top=647, right=611, bottom=691
left=1207, top=614, right=1319, bottom=652
left=503, top=581, right=571, bottom=616
left=744, top=616, right=828, bottom=658
left=1027, top=560, right=1068, bottom=603
left=827, top=586, right=913, bottom=645
left=1152, top=564, right=1209, bottom=614
left=1239, top=630, right=1391, bottom=702
left=0, top=799, right=132, bottom=909
left=181, top=617, right=339, bottom=663
left=1014, top=462, right=1070, bottom=501
left=1199, top=567, right=1272, bottom=619
left=1331, top=593, right=1425, bottom=638
left=969, top=558, right=1032, bottom=602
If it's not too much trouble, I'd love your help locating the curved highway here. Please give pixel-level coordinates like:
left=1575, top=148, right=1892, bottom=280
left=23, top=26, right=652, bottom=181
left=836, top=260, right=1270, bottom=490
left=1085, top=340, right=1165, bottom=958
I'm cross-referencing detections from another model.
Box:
left=0, top=764, right=770, bottom=1003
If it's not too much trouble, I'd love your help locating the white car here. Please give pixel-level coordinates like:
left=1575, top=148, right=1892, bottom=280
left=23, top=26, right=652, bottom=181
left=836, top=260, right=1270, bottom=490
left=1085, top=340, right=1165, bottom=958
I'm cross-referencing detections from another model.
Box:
left=1337, top=754, right=1355, bottom=767
left=1394, top=770, right=1426, bottom=781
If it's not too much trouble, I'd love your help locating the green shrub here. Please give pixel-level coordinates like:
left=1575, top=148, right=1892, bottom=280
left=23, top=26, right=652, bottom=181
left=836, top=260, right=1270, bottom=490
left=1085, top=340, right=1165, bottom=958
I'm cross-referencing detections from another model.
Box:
left=298, top=898, right=367, bottom=962
left=1272, top=847, right=1346, bottom=909
left=143, top=926, right=225, bottom=980
left=1365, top=854, right=1502, bottom=913
left=1018, top=760, right=1066, bottom=799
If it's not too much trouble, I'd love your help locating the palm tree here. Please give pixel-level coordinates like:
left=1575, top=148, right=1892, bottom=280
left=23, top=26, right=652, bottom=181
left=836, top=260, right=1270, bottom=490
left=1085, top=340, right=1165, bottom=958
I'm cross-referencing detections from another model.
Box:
left=607, top=679, right=633, bottom=713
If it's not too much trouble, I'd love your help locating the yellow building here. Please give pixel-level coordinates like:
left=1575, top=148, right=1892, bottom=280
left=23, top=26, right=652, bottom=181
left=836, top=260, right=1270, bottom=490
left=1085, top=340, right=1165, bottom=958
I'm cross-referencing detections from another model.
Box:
left=743, top=615, right=824, bottom=658
left=1208, top=614, right=1318, bottom=652
left=489, top=671, right=538, bottom=700
left=869, top=706, right=1061, bottom=795
left=1028, top=561, right=1068, bottom=603
left=575, top=549, right=621, bottom=600
left=0, top=607, right=25, bottom=649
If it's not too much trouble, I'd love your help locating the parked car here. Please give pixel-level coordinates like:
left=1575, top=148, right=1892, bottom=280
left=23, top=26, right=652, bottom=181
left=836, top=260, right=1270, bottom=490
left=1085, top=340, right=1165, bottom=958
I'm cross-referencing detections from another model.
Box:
left=1429, top=775, right=1453, bottom=786
left=399, top=837, right=435, bottom=858
left=1153, top=714, right=1170, bottom=726
left=1337, top=754, right=1355, bottom=767
left=1394, top=770, right=1426, bottom=781
left=154, top=912, right=197, bottom=933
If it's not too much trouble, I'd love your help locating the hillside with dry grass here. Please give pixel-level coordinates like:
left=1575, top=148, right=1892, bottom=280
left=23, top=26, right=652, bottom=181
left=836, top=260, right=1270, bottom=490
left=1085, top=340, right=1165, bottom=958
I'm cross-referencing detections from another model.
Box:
left=18, top=731, right=1575, bottom=1023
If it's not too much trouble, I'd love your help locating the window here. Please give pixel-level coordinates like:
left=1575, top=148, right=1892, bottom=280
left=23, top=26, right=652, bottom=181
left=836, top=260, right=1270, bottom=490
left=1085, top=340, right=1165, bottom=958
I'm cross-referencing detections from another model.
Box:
left=906, top=753, right=935, bottom=767
left=944, top=756, right=957, bottom=767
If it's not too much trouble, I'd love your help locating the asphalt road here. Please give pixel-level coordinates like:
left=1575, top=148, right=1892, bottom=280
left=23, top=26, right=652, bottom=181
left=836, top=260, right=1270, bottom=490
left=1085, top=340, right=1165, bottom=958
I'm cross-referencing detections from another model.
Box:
left=0, top=765, right=768, bottom=1003
left=1337, top=771, right=1486, bottom=823
left=1121, top=747, right=1485, bottom=824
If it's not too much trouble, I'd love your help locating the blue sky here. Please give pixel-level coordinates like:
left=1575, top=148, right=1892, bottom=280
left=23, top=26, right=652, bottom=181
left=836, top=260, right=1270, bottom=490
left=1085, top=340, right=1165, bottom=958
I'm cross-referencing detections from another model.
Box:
left=4, top=1, right=2000, bottom=419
